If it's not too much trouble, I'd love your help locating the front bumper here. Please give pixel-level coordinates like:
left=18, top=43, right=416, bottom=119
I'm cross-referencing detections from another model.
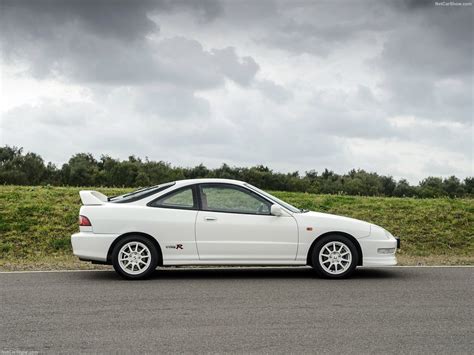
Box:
left=71, top=232, right=118, bottom=262
left=360, top=231, right=399, bottom=267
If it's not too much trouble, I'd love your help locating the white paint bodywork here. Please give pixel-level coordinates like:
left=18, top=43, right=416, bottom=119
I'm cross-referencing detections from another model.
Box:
left=71, top=179, right=398, bottom=267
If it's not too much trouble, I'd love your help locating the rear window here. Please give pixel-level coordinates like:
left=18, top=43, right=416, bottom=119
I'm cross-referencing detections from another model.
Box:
left=109, top=182, right=175, bottom=203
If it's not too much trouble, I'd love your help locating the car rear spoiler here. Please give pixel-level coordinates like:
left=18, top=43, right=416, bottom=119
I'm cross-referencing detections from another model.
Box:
left=79, top=190, right=108, bottom=205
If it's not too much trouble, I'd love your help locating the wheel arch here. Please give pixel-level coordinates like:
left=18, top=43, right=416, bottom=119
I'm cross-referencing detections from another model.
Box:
left=306, top=231, right=363, bottom=266
left=107, top=232, right=163, bottom=266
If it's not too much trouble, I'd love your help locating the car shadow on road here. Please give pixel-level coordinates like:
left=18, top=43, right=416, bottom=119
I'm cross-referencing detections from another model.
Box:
left=151, top=267, right=400, bottom=280
left=84, top=266, right=402, bottom=281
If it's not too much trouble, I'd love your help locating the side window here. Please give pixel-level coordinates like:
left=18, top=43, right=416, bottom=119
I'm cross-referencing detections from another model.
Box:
left=150, top=187, right=195, bottom=209
left=200, top=185, right=270, bottom=215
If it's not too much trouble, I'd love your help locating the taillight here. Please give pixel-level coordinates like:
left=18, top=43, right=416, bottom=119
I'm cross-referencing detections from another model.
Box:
left=79, top=215, right=91, bottom=226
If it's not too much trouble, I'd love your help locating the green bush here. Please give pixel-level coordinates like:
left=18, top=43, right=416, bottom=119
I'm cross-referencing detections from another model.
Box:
left=1, top=145, right=473, bottom=198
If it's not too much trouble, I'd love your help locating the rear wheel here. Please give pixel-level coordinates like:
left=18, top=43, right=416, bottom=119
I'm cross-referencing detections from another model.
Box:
left=311, top=235, right=358, bottom=279
left=112, top=235, right=158, bottom=280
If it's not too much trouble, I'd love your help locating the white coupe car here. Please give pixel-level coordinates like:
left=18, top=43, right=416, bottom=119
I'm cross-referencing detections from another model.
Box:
left=71, top=179, right=399, bottom=279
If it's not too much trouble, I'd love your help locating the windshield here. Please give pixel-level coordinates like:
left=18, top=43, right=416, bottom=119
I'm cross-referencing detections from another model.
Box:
left=244, top=183, right=302, bottom=213
left=109, top=182, right=175, bottom=203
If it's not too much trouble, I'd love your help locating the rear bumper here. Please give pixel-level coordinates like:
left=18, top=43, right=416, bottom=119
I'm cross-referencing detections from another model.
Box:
left=71, top=232, right=118, bottom=262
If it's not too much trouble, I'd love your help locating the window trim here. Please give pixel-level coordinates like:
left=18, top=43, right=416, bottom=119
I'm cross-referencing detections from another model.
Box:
left=147, top=185, right=198, bottom=210
left=197, top=183, right=273, bottom=216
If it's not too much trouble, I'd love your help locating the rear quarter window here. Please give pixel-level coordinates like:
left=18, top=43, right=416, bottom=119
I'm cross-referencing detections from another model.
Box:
left=148, top=186, right=197, bottom=209
left=110, top=182, right=175, bottom=203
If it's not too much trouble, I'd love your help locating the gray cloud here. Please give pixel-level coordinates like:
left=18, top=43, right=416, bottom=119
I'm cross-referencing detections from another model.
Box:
left=376, top=2, right=473, bottom=123
left=0, top=0, right=256, bottom=89
left=211, top=47, right=259, bottom=86
left=0, top=0, right=157, bottom=51
left=0, top=0, right=221, bottom=42
left=255, top=80, right=293, bottom=103
left=134, top=85, right=210, bottom=119
left=254, top=1, right=397, bottom=56
left=0, top=0, right=472, bottom=181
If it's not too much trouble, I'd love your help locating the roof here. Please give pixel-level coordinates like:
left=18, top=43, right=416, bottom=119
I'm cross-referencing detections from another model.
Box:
left=173, top=178, right=246, bottom=186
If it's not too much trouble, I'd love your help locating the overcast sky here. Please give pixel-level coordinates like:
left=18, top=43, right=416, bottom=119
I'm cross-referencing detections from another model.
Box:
left=0, top=0, right=472, bottom=183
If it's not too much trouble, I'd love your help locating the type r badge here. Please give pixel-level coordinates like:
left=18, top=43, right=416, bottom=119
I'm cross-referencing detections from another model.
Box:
left=166, top=244, right=183, bottom=250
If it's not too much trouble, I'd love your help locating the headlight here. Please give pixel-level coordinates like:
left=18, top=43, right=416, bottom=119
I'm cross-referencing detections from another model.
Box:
left=371, top=224, right=393, bottom=240
left=384, top=229, right=394, bottom=239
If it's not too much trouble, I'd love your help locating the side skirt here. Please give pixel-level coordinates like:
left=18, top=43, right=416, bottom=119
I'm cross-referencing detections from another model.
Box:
left=162, top=260, right=307, bottom=266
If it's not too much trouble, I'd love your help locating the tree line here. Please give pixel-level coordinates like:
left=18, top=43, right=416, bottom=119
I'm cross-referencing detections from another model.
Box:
left=0, top=146, right=472, bottom=198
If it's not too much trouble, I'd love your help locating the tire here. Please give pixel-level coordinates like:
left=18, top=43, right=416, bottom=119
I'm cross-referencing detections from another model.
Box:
left=311, top=235, right=358, bottom=279
left=112, top=235, right=159, bottom=280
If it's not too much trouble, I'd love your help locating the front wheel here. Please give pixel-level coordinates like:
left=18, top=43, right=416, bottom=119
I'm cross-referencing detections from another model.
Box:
left=311, top=235, right=358, bottom=279
left=112, top=235, right=159, bottom=280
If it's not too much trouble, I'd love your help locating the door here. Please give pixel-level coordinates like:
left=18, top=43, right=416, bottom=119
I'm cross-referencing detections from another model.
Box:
left=195, top=184, right=298, bottom=261
left=146, top=185, right=199, bottom=262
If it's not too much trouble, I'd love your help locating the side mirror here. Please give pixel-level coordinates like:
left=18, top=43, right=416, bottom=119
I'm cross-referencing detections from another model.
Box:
left=271, top=204, right=282, bottom=216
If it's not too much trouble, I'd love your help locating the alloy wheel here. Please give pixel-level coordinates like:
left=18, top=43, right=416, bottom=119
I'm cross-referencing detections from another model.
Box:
left=118, top=241, right=152, bottom=275
left=318, top=241, right=352, bottom=275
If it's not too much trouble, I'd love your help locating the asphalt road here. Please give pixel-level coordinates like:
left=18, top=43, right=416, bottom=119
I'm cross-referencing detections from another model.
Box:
left=1, top=267, right=473, bottom=354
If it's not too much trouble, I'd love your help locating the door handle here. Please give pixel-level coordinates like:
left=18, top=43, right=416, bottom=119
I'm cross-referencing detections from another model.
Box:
left=204, top=216, right=217, bottom=221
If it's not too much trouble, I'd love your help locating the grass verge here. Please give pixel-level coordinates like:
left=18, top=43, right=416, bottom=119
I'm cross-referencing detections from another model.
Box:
left=0, top=185, right=472, bottom=270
